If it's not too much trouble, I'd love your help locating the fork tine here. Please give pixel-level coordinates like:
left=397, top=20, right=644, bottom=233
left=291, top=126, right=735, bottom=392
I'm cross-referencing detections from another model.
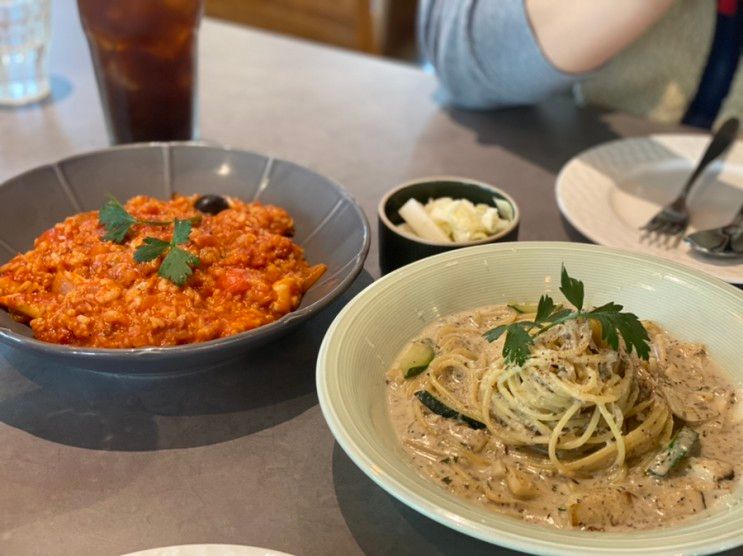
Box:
left=659, top=221, right=686, bottom=247
left=640, top=116, right=736, bottom=242
left=641, top=218, right=661, bottom=232
left=655, top=219, right=671, bottom=233
left=662, top=222, right=678, bottom=235
left=641, top=226, right=662, bottom=244
left=660, top=226, right=676, bottom=246
left=653, top=223, right=669, bottom=242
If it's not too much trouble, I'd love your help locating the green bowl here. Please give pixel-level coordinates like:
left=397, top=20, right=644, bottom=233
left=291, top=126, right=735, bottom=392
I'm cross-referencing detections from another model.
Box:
left=316, top=242, right=743, bottom=555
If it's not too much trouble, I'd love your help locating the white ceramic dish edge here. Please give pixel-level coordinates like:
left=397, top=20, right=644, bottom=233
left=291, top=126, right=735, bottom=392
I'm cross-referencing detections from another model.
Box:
left=316, top=241, right=743, bottom=556
left=554, top=134, right=743, bottom=284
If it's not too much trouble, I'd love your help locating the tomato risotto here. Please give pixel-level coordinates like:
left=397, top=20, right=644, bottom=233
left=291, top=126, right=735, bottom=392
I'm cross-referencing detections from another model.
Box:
left=0, top=195, right=326, bottom=347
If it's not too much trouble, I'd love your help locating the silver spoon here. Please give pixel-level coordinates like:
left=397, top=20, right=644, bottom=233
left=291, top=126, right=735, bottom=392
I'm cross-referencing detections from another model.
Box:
left=685, top=203, right=743, bottom=258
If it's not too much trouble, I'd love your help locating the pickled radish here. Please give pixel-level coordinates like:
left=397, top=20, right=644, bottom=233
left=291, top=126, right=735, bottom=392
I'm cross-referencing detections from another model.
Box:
left=398, top=198, right=452, bottom=243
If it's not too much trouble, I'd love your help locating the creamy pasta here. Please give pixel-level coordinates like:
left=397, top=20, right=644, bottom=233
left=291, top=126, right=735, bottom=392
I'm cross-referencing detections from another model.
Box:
left=386, top=304, right=742, bottom=531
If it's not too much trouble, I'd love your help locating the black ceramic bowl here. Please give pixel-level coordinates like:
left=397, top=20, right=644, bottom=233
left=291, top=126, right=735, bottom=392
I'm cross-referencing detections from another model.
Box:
left=378, top=177, right=520, bottom=274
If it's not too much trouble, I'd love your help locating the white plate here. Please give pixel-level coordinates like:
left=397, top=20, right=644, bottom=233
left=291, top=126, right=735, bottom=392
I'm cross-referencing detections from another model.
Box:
left=123, top=545, right=293, bottom=556
left=316, top=242, right=743, bottom=555
left=556, top=134, right=743, bottom=283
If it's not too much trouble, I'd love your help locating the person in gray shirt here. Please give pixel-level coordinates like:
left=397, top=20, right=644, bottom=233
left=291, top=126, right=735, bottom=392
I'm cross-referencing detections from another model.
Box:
left=417, top=0, right=742, bottom=129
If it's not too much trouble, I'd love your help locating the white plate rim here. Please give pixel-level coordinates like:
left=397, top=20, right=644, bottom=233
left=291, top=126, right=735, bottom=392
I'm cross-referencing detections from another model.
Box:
left=555, top=133, right=743, bottom=284
left=122, top=544, right=294, bottom=556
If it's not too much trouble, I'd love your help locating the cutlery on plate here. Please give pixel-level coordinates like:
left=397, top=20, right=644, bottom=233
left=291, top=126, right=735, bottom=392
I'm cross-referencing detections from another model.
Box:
left=641, top=117, right=740, bottom=240
left=685, top=202, right=743, bottom=258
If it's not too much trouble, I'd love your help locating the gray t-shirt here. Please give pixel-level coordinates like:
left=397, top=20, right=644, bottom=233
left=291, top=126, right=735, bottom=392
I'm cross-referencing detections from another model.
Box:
left=418, top=0, right=580, bottom=108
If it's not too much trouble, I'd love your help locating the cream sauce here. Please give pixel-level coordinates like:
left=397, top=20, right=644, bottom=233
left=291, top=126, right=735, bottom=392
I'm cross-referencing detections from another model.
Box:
left=386, top=305, right=743, bottom=531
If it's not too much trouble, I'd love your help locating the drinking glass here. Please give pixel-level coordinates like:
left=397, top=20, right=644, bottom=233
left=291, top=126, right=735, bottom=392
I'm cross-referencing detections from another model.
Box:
left=77, top=0, right=203, bottom=144
left=0, top=0, right=51, bottom=106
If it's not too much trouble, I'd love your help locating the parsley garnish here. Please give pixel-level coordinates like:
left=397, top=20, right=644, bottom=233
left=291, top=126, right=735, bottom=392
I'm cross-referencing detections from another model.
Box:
left=484, top=265, right=650, bottom=366
left=99, top=196, right=200, bottom=243
left=133, top=219, right=200, bottom=286
left=99, top=197, right=139, bottom=243
left=99, top=197, right=201, bottom=286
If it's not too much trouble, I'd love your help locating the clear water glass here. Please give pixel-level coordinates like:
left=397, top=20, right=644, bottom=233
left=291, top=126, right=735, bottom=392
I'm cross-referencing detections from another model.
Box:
left=0, top=0, right=50, bottom=105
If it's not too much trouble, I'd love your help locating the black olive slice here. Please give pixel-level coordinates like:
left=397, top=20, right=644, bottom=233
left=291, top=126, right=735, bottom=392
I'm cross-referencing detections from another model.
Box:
left=195, top=194, right=229, bottom=215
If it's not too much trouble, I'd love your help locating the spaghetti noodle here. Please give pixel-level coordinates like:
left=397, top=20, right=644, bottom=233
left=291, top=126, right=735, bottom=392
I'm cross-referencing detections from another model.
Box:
left=386, top=303, right=742, bottom=531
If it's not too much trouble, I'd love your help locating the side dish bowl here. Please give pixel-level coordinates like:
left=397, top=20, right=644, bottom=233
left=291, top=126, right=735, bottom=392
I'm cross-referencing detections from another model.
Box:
left=316, top=242, right=743, bottom=555
left=0, top=143, right=369, bottom=375
left=378, top=176, right=519, bottom=274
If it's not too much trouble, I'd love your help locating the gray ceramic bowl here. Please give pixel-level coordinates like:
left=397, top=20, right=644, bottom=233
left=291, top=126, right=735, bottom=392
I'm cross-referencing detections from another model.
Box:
left=378, top=176, right=520, bottom=274
left=0, top=143, right=370, bottom=375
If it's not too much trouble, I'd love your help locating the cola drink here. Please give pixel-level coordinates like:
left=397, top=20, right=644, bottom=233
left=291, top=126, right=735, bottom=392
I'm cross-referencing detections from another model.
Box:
left=78, top=0, right=203, bottom=143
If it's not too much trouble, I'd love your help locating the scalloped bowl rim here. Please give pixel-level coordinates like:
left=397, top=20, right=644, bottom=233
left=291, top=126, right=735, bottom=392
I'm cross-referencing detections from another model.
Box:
left=0, top=142, right=370, bottom=360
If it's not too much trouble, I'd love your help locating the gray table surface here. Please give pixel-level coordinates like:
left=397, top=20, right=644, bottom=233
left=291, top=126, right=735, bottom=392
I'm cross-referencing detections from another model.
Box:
left=0, top=2, right=716, bottom=556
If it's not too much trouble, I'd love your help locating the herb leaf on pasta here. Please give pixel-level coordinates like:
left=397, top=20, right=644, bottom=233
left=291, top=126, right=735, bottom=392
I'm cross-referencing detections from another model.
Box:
left=559, top=264, right=584, bottom=311
left=535, top=294, right=560, bottom=323
left=503, top=324, right=535, bottom=366
left=484, top=266, right=650, bottom=366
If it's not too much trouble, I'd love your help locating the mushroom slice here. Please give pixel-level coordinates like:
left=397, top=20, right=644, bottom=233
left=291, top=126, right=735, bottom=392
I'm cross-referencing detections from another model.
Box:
left=689, top=457, right=735, bottom=483
left=659, top=380, right=719, bottom=423
left=569, top=489, right=634, bottom=530
left=505, top=467, right=537, bottom=500
left=656, top=487, right=706, bottom=515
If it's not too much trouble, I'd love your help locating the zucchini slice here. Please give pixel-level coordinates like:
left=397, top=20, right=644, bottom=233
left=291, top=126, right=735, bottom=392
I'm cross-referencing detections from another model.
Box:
left=647, top=426, right=699, bottom=477
left=508, top=303, right=539, bottom=314
left=401, top=340, right=435, bottom=379
left=415, top=390, right=486, bottom=430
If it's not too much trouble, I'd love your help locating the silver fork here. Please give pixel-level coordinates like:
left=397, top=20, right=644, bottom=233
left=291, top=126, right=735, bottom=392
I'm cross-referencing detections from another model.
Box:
left=641, top=117, right=740, bottom=240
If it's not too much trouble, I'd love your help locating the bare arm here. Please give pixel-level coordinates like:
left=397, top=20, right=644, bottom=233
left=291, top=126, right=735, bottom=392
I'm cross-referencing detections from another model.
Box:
left=419, top=0, right=676, bottom=109
left=526, top=0, right=676, bottom=73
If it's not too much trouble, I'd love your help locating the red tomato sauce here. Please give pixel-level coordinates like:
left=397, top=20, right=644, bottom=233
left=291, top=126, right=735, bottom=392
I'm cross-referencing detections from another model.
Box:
left=0, top=195, right=326, bottom=348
